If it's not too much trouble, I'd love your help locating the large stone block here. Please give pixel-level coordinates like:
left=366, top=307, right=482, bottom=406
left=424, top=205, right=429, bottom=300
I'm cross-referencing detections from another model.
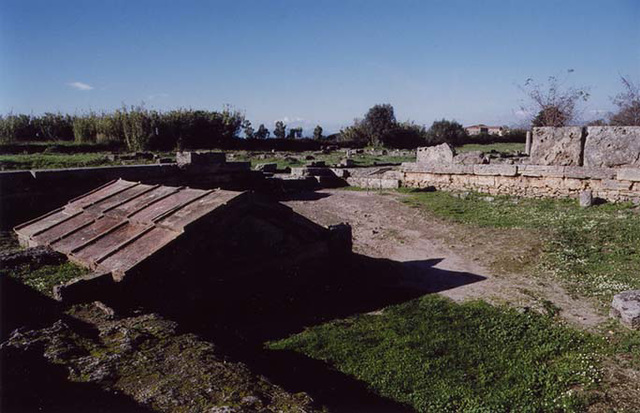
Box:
left=176, top=151, right=226, bottom=167
left=520, top=165, right=565, bottom=178
left=617, top=168, right=640, bottom=182
left=453, top=151, right=487, bottom=165
left=563, top=166, right=617, bottom=180
left=610, top=290, right=640, bottom=329
left=530, top=127, right=583, bottom=166
left=584, top=126, right=640, bottom=168
left=416, top=143, right=455, bottom=165
left=473, top=165, right=518, bottom=176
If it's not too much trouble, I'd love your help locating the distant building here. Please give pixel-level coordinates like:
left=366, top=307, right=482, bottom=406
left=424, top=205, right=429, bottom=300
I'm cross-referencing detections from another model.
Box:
left=465, top=124, right=506, bottom=136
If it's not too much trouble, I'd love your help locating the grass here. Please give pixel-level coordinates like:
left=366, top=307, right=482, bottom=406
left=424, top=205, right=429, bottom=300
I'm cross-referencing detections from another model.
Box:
left=455, top=142, right=525, bottom=153
left=2, top=261, right=88, bottom=296
left=400, top=190, right=640, bottom=304
left=269, top=294, right=605, bottom=412
left=0, top=152, right=164, bottom=170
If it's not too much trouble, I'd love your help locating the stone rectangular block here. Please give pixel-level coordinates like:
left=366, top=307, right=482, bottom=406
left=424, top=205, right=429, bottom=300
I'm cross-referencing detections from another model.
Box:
left=520, top=165, right=565, bottom=177
left=530, top=127, right=583, bottom=166
left=584, top=126, right=640, bottom=168
left=563, top=166, right=616, bottom=180
left=601, top=179, right=633, bottom=191
left=473, top=165, right=518, bottom=176
left=617, top=168, right=640, bottom=182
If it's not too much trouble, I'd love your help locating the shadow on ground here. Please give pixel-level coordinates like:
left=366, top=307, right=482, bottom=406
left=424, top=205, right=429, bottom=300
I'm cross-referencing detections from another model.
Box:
left=114, top=253, right=486, bottom=412
left=2, top=249, right=485, bottom=412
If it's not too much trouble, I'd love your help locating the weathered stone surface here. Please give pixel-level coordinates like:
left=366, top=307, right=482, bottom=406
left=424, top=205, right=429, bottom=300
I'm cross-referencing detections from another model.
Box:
left=617, top=168, right=640, bottom=182
left=346, top=177, right=400, bottom=189
left=601, top=179, right=633, bottom=191
left=254, top=163, right=277, bottom=173
left=176, top=152, right=226, bottom=167
left=579, top=190, right=593, bottom=208
left=530, top=127, right=583, bottom=166
left=416, top=143, right=455, bottom=165
left=563, top=166, right=616, bottom=180
left=473, top=165, right=518, bottom=176
left=453, top=151, right=487, bottom=165
left=520, top=165, right=565, bottom=178
left=610, top=290, right=640, bottom=329
left=584, top=126, right=640, bottom=168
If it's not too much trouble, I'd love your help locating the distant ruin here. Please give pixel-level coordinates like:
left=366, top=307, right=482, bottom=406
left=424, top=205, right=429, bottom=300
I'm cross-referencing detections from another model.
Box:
left=361, top=126, right=640, bottom=203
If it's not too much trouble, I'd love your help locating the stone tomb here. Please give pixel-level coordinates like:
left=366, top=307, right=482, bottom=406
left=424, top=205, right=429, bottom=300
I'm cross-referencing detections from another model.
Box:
left=15, top=179, right=351, bottom=302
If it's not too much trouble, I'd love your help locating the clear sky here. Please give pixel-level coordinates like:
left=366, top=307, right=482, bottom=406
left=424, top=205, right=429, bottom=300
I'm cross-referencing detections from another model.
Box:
left=1, top=0, right=638, bottom=133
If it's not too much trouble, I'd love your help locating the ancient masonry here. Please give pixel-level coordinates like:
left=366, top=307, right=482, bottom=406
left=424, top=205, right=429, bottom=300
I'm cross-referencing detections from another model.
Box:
left=354, top=126, right=640, bottom=203
left=15, top=179, right=352, bottom=302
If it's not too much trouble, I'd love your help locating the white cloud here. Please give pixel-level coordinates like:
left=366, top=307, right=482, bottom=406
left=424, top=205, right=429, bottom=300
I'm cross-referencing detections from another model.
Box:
left=274, top=116, right=305, bottom=125
left=67, top=81, right=94, bottom=91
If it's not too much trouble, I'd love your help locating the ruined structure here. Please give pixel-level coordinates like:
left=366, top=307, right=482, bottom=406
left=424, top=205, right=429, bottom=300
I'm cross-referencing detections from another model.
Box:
left=391, top=127, right=640, bottom=203
left=14, top=179, right=352, bottom=303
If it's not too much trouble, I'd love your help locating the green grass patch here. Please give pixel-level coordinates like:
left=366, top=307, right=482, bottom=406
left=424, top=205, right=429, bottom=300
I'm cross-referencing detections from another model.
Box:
left=269, top=294, right=604, bottom=412
left=2, top=261, right=88, bottom=296
left=456, top=142, right=525, bottom=154
left=401, top=190, right=640, bottom=303
left=0, top=153, right=159, bottom=170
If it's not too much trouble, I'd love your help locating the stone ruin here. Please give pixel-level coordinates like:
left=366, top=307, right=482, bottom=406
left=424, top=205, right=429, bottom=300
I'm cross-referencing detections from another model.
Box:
left=396, top=126, right=640, bottom=204
left=14, top=179, right=352, bottom=304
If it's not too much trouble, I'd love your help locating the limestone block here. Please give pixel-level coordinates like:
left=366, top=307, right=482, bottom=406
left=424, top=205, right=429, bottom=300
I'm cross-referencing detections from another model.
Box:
left=601, top=179, right=633, bottom=191
left=584, top=126, right=640, bottom=168
left=530, top=127, right=583, bottom=166
left=610, top=290, right=640, bottom=329
left=416, top=143, right=455, bottom=164
left=579, top=190, right=593, bottom=207
left=453, top=151, right=487, bottom=165
left=475, top=176, right=496, bottom=186
left=563, top=166, right=617, bottom=180
left=520, top=165, right=565, bottom=178
left=176, top=151, right=226, bottom=167
left=563, top=178, right=586, bottom=191
left=617, top=168, right=640, bottom=182
left=473, top=165, right=518, bottom=176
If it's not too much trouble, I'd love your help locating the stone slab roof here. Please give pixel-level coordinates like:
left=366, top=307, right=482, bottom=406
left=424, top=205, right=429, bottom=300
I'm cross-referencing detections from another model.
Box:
left=15, top=179, right=243, bottom=279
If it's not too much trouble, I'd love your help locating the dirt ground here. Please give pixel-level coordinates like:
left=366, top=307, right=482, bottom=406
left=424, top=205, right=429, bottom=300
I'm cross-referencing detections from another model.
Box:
left=285, top=189, right=606, bottom=329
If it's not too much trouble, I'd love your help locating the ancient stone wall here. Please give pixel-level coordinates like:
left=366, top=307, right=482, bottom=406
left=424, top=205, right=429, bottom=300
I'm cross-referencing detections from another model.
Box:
left=400, top=163, right=640, bottom=203
left=531, top=126, right=640, bottom=168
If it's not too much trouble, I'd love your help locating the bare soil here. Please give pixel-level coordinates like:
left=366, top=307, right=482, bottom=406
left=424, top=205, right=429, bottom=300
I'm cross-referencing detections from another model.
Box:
left=285, top=189, right=606, bottom=328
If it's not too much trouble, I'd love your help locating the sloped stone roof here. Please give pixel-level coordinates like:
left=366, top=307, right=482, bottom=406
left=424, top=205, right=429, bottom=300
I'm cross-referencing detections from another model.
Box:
left=15, top=179, right=243, bottom=280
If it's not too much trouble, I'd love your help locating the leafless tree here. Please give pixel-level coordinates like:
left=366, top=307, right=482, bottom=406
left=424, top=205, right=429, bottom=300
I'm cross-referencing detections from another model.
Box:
left=519, top=70, right=590, bottom=127
left=609, top=76, right=640, bottom=126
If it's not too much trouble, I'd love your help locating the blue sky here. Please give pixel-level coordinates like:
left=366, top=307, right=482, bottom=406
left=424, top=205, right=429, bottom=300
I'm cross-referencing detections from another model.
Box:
left=1, top=0, right=638, bottom=133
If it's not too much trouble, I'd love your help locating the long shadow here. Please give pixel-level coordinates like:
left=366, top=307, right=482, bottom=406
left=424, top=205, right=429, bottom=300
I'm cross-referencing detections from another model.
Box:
left=0, top=276, right=151, bottom=413
left=111, top=253, right=486, bottom=412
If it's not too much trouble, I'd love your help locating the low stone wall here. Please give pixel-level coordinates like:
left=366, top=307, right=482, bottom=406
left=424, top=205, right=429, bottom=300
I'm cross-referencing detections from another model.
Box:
left=0, top=160, right=257, bottom=229
left=400, top=163, right=640, bottom=203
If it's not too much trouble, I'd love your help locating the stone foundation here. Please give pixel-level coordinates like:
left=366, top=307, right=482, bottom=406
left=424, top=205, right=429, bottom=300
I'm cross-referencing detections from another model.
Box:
left=400, top=163, right=640, bottom=203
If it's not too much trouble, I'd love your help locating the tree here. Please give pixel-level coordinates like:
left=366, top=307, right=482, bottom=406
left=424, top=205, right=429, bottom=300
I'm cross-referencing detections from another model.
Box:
left=255, top=124, right=270, bottom=139
left=313, top=125, right=323, bottom=140
left=380, top=121, right=427, bottom=148
left=362, top=104, right=397, bottom=146
left=242, top=120, right=254, bottom=139
left=274, top=121, right=286, bottom=139
left=531, top=106, right=569, bottom=127
left=287, top=127, right=302, bottom=139
left=519, top=70, right=589, bottom=127
left=425, top=119, right=467, bottom=145
left=609, top=76, right=640, bottom=126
